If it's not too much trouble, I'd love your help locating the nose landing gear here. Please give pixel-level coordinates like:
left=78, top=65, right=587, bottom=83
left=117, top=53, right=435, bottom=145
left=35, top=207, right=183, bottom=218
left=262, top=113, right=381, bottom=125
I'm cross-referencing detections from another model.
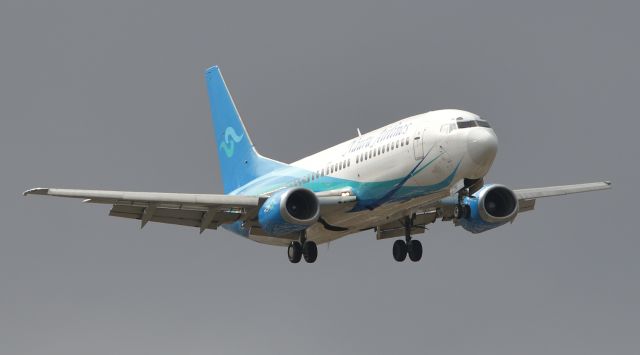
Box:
left=453, top=183, right=475, bottom=220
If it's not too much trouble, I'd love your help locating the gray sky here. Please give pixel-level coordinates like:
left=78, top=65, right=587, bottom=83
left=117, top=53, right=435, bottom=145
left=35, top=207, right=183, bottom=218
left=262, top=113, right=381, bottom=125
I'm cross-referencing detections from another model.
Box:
left=1, top=0, right=638, bottom=354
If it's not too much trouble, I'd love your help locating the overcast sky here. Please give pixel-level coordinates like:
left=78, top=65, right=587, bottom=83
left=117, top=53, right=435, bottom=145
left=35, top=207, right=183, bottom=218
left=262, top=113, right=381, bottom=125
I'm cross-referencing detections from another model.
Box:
left=1, top=1, right=638, bottom=354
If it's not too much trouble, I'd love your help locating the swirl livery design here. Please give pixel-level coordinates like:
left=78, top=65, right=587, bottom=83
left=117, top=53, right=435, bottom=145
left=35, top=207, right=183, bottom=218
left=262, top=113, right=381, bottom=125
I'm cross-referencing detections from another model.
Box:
left=219, top=126, right=244, bottom=158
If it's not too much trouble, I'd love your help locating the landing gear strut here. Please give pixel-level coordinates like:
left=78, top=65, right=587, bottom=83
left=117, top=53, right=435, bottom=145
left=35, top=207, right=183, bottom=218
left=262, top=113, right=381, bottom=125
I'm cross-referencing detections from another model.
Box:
left=453, top=187, right=471, bottom=219
left=288, top=231, right=317, bottom=264
left=392, top=217, right=423, bottom=262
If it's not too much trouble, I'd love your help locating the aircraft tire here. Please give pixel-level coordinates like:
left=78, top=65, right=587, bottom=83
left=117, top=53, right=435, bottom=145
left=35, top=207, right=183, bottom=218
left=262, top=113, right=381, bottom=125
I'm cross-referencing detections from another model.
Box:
left=454, top=204, right=468, bottom=219
left=302, top=241, right=317, bottom=263
left=408, top=239, right=423, bottom=262
left=392, top=239, right=407, bottom=262
left=288, top=241, right=302, bottom=263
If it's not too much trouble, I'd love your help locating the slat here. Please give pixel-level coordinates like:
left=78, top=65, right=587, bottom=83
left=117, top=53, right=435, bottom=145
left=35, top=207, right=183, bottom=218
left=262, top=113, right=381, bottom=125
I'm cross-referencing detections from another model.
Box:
left=24, top=187, right=260, bottom=207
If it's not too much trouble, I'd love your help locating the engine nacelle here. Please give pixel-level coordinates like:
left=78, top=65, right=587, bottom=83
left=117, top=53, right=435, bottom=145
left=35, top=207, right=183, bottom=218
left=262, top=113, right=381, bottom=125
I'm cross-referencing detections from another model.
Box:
left=458, top=184, right=519, bottom=234
left=258, top=187, right=320, bottom=236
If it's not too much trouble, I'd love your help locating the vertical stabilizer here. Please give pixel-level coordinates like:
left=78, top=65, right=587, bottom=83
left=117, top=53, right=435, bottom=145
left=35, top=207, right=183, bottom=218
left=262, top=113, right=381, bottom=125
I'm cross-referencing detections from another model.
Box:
left=205, top=66, right=286, bottom=193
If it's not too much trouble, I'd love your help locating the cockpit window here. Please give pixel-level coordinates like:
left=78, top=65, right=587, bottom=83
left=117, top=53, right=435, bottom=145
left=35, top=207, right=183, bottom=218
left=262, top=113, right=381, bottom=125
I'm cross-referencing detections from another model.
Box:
left=457, top=121, right=477, bottom=129
left=457, top=120, right=491, bottom=129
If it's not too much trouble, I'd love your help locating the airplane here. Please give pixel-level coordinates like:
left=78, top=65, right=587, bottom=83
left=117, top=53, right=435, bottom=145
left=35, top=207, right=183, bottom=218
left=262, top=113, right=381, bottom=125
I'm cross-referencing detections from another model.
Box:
left=24, top=65, right=612, bottom=264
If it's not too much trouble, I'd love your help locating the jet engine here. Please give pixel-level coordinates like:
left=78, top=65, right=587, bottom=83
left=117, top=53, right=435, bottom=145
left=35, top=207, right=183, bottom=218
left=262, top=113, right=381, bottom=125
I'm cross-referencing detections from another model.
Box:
left=258, top=187, right=320, bottom=236
left=458, top=184, right=519, bottom=234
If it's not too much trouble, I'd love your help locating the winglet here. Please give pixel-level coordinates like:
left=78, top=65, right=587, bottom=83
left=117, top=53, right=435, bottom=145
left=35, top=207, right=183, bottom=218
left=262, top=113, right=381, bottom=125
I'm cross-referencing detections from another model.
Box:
left=23, top=188, right=49, bottom=196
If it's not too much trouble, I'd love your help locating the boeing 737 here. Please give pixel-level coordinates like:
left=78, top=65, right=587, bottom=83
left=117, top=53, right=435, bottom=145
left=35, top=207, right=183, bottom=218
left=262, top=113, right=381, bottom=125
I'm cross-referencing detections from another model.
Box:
left=24, top=66, right=612, bottom=263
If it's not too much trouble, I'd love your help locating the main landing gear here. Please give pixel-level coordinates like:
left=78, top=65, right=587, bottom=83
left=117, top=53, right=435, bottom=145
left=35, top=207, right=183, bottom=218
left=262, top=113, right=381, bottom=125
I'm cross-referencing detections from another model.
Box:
left=393, top=237, right=422, bottom=262
left=392, top=217, right=423, bottom=262
left=288, top=232, right=317, bottom=264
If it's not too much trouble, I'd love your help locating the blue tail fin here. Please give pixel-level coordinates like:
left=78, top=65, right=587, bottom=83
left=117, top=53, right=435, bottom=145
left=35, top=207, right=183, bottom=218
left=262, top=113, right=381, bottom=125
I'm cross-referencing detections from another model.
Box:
left=205, top=66, right=287, bottom=193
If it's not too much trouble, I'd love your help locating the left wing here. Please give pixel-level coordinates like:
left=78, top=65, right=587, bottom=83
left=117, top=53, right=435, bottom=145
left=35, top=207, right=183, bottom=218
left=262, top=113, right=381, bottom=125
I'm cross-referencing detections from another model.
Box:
left=513, top=181, right=612, bottom=212
left=23, top=187, right=262, bottom=232
left=374, top=180, right=612, bottom=238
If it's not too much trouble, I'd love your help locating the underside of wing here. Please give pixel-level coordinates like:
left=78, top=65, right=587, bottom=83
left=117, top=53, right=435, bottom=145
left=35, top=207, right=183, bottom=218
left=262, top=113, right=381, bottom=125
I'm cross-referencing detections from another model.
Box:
left=23, top=188, right=262, bottom=232
left=513, top=181, right=612, bottom=213
left=23, top=187, right=358, bottom=235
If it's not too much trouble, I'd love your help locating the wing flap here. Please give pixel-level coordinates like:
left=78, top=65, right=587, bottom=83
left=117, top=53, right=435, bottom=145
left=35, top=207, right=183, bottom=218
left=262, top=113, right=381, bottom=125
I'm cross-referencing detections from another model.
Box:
left=108, top=204, right=243, bottom=230
left=518, top=198, right=536, bottom=212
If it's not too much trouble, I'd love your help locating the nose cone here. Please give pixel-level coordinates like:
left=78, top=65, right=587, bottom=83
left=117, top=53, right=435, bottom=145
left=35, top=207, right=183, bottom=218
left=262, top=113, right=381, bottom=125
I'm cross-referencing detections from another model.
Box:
left=466, top=128, right=498, bottom=171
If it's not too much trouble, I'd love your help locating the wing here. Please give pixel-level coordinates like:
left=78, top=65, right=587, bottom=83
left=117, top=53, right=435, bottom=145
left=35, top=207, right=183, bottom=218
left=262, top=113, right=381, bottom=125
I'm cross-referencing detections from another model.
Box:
left=23, top=187, right=358, bottom=234
left=374, top=181, right=612, bottom=238
left=513, top=181, right=612, bottom=212
left=23, top=187, right=262, bottom=233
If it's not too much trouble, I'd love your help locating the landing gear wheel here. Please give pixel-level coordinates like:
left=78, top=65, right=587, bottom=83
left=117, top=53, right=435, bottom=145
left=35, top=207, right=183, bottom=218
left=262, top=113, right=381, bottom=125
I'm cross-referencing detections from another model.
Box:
left=407, top=239, right=423, bottom=262
left=288, top=241, right=302, bottom=263
left=454, top=204, right=469, bottom=219
left=392, top=240, right=407, bottom=262
left=302, top=241, right=318, bottom=263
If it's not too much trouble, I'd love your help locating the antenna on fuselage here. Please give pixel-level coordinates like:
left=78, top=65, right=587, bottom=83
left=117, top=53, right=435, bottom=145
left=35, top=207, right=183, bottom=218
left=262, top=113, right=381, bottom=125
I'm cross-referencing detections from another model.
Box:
left=356, top=128, right=362, bottom=137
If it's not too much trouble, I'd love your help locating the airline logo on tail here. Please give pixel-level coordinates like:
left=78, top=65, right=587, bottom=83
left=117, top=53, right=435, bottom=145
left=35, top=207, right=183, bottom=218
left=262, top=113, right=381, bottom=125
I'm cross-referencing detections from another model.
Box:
left=219, top=126, right=244, bottom=158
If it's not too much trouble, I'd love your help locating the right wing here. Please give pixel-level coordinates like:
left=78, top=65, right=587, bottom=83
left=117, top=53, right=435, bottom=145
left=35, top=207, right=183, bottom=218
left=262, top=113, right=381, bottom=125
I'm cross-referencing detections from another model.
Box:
left=23, top=187, right=357, bottom=233
left=23, top=187, right=262, bottom=233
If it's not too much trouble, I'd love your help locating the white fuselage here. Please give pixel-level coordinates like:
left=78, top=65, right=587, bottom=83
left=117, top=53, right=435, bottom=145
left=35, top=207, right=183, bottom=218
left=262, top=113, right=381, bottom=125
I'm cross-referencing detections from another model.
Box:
left=246, top=109, right=498, bottom=245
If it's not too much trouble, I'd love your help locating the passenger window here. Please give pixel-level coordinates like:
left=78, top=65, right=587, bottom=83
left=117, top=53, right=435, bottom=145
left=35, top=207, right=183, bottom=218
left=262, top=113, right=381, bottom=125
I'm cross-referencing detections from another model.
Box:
left=348, top=159, right=350, bottom=167
left=406, top=137, right=410, bottom=145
